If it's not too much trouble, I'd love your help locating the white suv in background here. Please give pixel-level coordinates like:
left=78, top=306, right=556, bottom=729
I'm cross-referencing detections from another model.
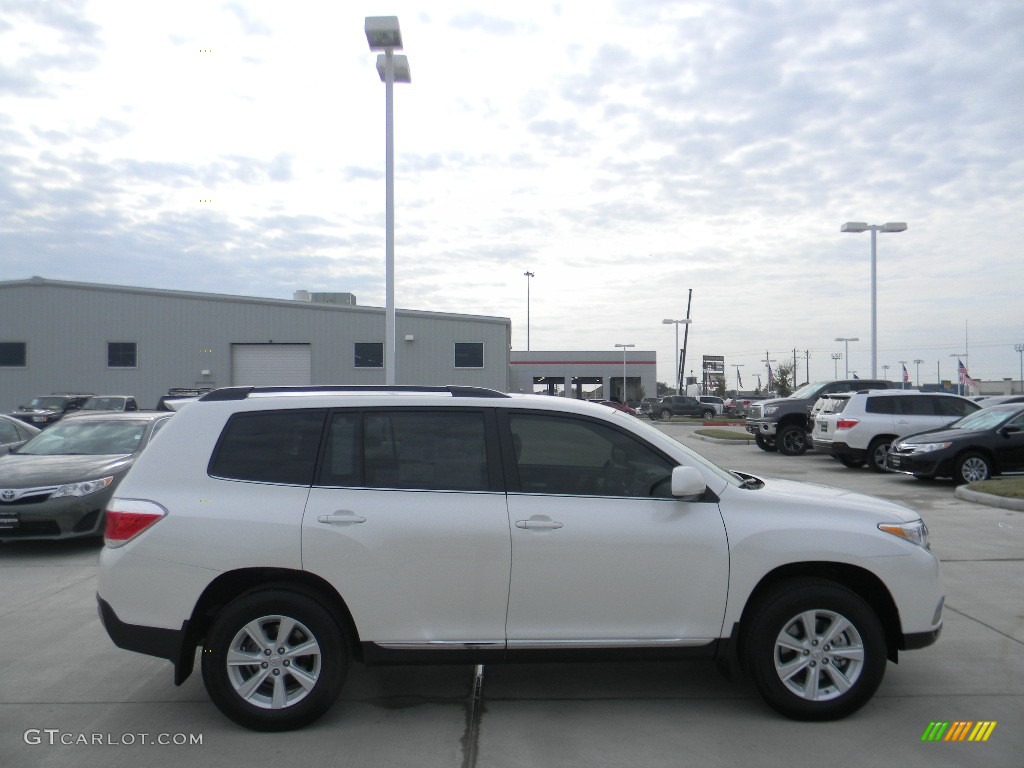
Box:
left=812, top=390, right=980, bottom=471
left=96, top=385, right=943, bottom=731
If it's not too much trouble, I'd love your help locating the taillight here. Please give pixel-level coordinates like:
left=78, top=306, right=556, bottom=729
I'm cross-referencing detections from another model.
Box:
left=835, top=419, right=860, bottom=431
left=104, top=499, right=167, bottom=548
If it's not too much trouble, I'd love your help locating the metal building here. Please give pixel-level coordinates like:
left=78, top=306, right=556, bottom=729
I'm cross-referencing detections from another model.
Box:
left=0, top=277, right=511, bottom=410
left=509, top=350, right=658, bottom=403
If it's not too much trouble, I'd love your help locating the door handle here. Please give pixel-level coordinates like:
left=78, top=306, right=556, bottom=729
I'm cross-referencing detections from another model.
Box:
left=317, top=512, right=367, bottom=525
left=515, top=519, right=563, bottom=530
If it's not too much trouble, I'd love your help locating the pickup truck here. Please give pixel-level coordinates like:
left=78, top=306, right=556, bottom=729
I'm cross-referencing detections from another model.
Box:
left=649, top=395, right=717, bottom=420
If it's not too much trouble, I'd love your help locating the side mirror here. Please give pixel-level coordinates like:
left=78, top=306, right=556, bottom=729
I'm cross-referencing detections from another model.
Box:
left=671, top=466, right=707, bottom=499
left=999, top=425, right=1021, bottom=437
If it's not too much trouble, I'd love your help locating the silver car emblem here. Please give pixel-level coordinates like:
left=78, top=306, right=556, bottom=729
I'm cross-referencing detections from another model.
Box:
left=0, top=489, right=16, bottom=502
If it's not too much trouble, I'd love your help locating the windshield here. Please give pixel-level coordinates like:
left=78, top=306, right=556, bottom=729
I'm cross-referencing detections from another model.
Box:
left=789, top=382, right=828, bottom=400
left=26, top=397, right=68, bottom=410
left=945, top=405, right=1024, bottom=432
left=82, top=397, right=125, bottom=411
left=17, top=420, right=147, bottom=455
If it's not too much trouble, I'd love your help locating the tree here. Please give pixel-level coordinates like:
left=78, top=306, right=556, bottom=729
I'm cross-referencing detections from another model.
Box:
left=775, top=362, right=796, bottom=397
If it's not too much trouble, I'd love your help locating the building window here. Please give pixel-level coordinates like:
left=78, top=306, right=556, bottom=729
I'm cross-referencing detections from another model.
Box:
left=108, top=342, right=138, bottom=368
left=454, top=342, right=484, bottom=368
left=0, top=342, right=27, bottom=367
left=354, top=342, right=384, bottom=368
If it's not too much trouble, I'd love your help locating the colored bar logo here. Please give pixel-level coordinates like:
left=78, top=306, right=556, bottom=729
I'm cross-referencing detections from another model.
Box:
left=921, top=721, right=997, bottom=742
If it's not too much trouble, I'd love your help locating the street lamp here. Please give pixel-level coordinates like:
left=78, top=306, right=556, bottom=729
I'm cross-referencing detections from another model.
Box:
left=882, top=364, right=890, bottom=380
left=614, top=343, right=635, bottom=403
left=1015, top=344, right=1024, bottom=395
left=366, top=16, right=411, bottom=386
left=831, top=352, right=843, bottom=378
left=662, top=319, right=691, bottom=394
left=524, top=271, right=535, bottom=351
left=841, top=221, right=908, bottom=378
left=835, top=337, right=859, bottom=378
left=914, top=359, right=924, bottom=387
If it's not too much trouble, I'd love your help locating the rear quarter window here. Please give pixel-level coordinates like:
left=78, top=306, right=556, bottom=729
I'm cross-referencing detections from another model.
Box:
left=209, top=410, right=327, bottom=485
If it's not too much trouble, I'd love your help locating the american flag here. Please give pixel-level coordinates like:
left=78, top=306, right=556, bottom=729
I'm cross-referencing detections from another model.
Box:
left=902, top=363, right=910, bottom=383
left=737, top=370, right=743, bottom=388
left=957, top=359, right=979, bottom=388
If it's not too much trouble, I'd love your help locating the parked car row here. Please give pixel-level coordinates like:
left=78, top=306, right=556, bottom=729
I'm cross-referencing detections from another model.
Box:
left=807, top=391, right=1024, bottom=484
left=8, top=393, right=140, bottom=427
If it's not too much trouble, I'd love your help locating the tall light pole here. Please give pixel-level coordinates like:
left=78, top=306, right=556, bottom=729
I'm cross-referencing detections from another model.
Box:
left=1015, top=344, right=1024, bottom=395
left=882, top=364, right=891, bottom=385
left=366, top=16, right=411, bottom=385
left=831, top=352, right=843, bottom=378
left=914, top=359, right=924, bottom=387
left=662, top=318, right=691, bottom=394
left=614, top=343, right=635, bottom=403
left=524, top=271, right=535, bottom=351
left=835, top=337, right=859, bottom=378
left=841, top=221, right=907, bottom=378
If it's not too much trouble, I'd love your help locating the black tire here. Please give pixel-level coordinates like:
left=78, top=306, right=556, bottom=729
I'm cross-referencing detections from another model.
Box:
left=866, top=437, right=894, bottom=473
left=776, top=425, right=808, bottom=456
left=202, top=590, right=348, bottom=731
left=659, top=408, right=673, bottom=420
left=953, top=452, right=992, bottom=485
left=742, top=579, right=887, bottom=721
left=755, top=434, right=776, bottom=452
left=702, top=409, right=716, bottom=420
left=837, top=455, right=865, bottom=468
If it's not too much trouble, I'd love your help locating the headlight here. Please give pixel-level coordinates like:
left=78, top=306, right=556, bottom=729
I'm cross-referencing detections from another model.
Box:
left=51, top=476, right=115, bottom=498
left=898, top=441, right=951, bottom=454
left=763, top=406, right=778, bottom=415
left=879, top=520, right=929, bottom=549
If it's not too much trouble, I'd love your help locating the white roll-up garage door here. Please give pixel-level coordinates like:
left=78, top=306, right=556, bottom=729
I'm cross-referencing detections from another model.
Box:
left=231, top=344, right=312, bottom=386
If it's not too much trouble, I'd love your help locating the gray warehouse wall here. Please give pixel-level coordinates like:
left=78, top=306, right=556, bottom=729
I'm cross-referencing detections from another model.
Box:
left=0, top=279, right=511, bottom=410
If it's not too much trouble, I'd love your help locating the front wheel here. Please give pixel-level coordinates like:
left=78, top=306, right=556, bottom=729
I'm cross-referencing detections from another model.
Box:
left=776, top=425, right=808, bottom=456
left=659, top=408, right=673, bottom=420
left=202, top=590, right=348, bottom=731
left=702, top=409, right=716, bottom=420
left=742, top=579, right=887, bottom=721
left=755, top=434, right=776, bottom=452
left=954, top=452, right=992, bottom=485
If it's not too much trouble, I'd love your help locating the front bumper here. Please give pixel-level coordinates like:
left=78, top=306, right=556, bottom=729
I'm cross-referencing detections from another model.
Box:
left=0, top=494, right=109, bottom=540
left=745, top=420, right=777, bottom=437
left=887, top=452, right=949, bottom=478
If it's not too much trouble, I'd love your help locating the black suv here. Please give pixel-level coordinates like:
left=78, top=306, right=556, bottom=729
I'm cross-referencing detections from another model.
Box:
left=9, top=393, right=93, bottom=427
left=650, top=395, right=717, bottom=420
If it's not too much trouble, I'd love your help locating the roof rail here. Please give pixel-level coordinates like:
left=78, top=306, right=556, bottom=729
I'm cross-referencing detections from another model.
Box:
left=199, top=385, right=510, bottom=402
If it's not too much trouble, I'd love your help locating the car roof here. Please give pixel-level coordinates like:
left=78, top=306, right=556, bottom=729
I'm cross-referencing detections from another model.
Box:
left=51, top=411, right=170, bottom=423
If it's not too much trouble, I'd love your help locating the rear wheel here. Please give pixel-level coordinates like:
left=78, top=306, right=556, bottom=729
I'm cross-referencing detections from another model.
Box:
left=777, top=425, right=808, bottom=456
left=866, top=437, right=894, bottom=473
left=954, top=452, right=992, bottom=485
left=202, top=590, right=348, bottom=731
left=837, top=455, right=865, bottom=468
left=659, top=408, right=673, bottom=420
left=702, top=409, right=716, bottom=419
left=742, top=579, right=887, bottom=721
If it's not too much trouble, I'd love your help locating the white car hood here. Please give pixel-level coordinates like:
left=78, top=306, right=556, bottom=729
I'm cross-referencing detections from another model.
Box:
left=732, top=475, right=919, bottom=524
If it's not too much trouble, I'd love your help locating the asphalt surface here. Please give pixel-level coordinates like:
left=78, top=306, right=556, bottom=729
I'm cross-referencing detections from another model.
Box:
left=1, top=421, right=1021, bottom=768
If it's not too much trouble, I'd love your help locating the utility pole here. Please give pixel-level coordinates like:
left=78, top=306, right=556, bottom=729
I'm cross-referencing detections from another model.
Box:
left=804, top=350, right=811, bottom=384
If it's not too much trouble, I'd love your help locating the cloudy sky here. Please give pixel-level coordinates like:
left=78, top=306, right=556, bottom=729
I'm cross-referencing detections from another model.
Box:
left=2, top=0, right=1022, bottom=388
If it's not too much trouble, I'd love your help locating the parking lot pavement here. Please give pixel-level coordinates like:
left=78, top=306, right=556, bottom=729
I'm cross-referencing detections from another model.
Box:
left=2, top=423, right=1022, bottom=768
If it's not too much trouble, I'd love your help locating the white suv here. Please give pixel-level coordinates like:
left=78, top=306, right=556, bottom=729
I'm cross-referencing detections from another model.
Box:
left=812, top=390, right=980, bottom=471
left=96, top=385, right=944, bottom=731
